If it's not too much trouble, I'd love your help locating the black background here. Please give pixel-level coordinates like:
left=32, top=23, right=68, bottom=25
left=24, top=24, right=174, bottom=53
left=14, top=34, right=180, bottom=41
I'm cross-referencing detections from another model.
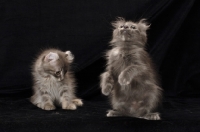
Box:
left=0, top=0, right=200, bottom=131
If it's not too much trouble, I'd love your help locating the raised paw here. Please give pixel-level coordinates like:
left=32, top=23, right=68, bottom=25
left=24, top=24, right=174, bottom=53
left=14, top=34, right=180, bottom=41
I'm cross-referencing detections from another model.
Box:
left=102, top=83, right=113, bottom=96
left=72, top=99, right=83, bottom=106
left=100, top=72, right=114, bottom=96
left=43, top=103, right=56, bottom=111
left=106, top=110, right=122, bottom=117
left=142, top=112, right=161, bottom=120
left=118, top=72, right=131, bottom=85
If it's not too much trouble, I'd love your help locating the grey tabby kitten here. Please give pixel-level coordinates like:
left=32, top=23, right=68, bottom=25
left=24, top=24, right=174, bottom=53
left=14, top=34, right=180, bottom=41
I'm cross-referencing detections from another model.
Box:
left=100, top=18, right=162, bottom=120
left=30, top=48, right=83, bottom=110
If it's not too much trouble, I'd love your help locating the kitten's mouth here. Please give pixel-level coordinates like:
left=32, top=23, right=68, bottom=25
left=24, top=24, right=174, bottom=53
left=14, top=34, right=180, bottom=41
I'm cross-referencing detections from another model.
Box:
left=120, top=30, right=133, bottom=41
left=121, top=29, right=132, bottom=35
left=57, top=74, right=64, bottom=81
left=57, top=77, right=64, bottom=81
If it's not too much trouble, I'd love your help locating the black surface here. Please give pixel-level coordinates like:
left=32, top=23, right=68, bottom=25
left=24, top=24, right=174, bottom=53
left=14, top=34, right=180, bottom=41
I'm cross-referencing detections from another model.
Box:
left=0, top=97, right=200, bottom=132
left=0, top=0, right=200, bottom=131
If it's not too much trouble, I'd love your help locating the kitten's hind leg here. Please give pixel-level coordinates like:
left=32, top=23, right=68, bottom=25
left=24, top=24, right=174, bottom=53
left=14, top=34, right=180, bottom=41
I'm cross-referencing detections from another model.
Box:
left=72, top=98, right=83, bottom=106
left=100, top=72, right=114, bottom=96
left=106, top=110, right=123, bottom=117
left=142, top=112, right=161, bottom=120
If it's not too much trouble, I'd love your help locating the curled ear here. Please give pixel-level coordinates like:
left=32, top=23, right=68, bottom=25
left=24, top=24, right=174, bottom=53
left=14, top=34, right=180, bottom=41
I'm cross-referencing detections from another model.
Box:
left=44, top=52, right=59, bottom=62
left=65, top=51, right=74, bottom=63
left=137, top=19, right=150, bottom=32
left=111, top=17, right=125, bottom=28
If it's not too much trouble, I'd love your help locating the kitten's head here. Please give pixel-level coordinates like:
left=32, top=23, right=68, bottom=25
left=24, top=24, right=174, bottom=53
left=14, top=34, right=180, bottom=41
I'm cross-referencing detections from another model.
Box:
left=111, top=17, right=150, bottom=45
left=41, top=50, right=74, bottom=81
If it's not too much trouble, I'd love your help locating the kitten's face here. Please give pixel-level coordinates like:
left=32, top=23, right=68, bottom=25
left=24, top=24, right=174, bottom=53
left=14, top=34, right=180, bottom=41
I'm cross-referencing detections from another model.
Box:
left=111, top=18, right=150, bottom=44
left=41, top=51, right=73, bottom=81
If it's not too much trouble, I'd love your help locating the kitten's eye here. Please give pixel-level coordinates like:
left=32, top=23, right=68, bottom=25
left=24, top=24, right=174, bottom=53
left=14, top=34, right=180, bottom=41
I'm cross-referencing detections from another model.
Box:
left=131, top=25, right=136, bottom=29
left=55, top=71, right=61, bottom=76
left=120, top=25, right=124, bottom=28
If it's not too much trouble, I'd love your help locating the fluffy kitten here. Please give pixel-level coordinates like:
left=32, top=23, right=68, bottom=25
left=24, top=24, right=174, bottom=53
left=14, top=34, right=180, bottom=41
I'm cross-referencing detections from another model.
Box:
left=100, top=18, right=162, bottom=120
left=30, top=48, right=83, bottom=110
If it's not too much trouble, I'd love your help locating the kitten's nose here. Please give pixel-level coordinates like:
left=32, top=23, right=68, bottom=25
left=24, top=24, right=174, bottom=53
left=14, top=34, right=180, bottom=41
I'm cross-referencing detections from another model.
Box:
left=124, top=26, right=129, bottom=29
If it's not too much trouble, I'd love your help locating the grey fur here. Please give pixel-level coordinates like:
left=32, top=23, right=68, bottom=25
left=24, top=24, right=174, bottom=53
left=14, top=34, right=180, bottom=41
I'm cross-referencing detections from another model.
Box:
left=30, top=48, right=83, bottom=110
left=100, top=18, right=162, bottom=120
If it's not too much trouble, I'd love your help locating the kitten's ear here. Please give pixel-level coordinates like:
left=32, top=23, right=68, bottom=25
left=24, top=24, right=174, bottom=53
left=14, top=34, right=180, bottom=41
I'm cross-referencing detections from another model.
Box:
left=65, top=51, right=74, bottom=63
left=137, top=19, right=150, bottom=32
left=44, top=52, right=59, bottom=62
left=111, top=17, right=125, bottom=28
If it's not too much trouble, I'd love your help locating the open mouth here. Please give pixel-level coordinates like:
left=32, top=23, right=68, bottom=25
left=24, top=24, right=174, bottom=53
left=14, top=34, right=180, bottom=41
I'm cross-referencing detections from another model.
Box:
left=57, top=76, right=64, bottom=81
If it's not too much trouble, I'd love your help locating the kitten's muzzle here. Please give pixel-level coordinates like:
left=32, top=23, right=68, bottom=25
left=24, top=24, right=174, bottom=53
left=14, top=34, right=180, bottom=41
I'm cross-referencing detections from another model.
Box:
left=55, top=70, right=65, bottom=81
left=57, top=75, right=64, bottom=81
left=120, top=29, right=132, bottom=36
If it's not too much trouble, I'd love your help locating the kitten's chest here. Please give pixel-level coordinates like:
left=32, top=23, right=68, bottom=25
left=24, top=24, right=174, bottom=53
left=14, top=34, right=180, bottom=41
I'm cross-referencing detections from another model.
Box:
left=42, top=77, right=64, bottom=99
left=109, top=48, right=136, bottom=67
left=107, top=48, right=136, bottom=78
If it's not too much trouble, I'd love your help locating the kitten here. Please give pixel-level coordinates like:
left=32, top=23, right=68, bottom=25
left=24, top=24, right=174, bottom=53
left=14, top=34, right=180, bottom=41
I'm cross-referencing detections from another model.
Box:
left=30, top=48, right=83, bottom=110
left=100, top=18, right=162, bottom=120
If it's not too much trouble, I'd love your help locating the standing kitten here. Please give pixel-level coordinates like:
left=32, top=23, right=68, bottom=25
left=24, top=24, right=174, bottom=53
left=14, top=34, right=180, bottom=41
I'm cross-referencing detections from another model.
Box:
left=30, top=48, right=83, bottom=110
left=100, top=18, right=162, bottom=120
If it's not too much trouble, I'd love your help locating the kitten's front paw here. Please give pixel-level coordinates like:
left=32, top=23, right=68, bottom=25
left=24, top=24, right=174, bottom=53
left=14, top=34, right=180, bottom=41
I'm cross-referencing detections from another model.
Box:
left=43, top=103, right=56, bottom=111
left=118, top=72, right=131, bottom=85
left=65, top=103, right=77, bottom=110
left=62, top=101, right=77, bottom=110
left=72, top=99, right=83, bottom=106
left=101, top=83, right=113, bottom=96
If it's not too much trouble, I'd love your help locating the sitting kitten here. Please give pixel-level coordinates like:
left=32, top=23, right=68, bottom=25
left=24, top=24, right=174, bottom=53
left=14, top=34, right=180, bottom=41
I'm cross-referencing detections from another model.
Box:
left=100, top=18, right=162, bottom=120
left=30, top=48, right=83, bottom=110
